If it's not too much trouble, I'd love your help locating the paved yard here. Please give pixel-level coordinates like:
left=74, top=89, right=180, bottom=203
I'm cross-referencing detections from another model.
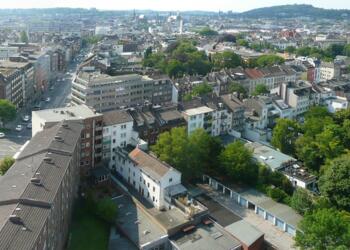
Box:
left=200, top=185, right=297, bottom=250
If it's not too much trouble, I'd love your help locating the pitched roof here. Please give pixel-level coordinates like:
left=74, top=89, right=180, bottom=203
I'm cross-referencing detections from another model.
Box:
left=244, top=68, right=264, bottom=79
left=128, top=148, right=175, bottom=181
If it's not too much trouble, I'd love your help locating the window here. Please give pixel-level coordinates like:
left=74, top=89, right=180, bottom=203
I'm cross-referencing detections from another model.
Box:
left=169, top=178, right=172, bottom=182
left=147, top=183, right=150, bottom=188
left=121, top=124, right=126, bottom=129
left=121, top=132, right=127, bottom=138
left=140, top=177, right=142, bottom=182
left=85, top=142, right=90, bottom=148
left=86, top=133, right=90, bottom=138
left=153, top=186, right=155, bottom=192
left=112, top=139, right=116, bottom=143
left=152, top=196, right=155, bottom=202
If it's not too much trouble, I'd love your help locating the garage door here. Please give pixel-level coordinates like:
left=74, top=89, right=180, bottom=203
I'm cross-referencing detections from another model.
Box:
left=266, top=212, right=274, bottom=223
left=239, top=197, right=247, bottom=207
left=231, top=192, right=239, bottom=203
left=276, top=218, right=284, bottom=230
left=286, top=224, right=296, bottom=236
left=257, top=207, right=265, bottom=218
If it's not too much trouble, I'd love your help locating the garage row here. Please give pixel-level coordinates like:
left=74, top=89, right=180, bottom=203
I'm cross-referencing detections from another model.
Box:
left=203, top=175, right=302, bottom=236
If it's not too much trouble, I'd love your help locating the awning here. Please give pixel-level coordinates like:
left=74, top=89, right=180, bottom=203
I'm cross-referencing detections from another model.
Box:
left=165, top=184, right=187, bottom=197
left=183, top=225, right=195, bottom=233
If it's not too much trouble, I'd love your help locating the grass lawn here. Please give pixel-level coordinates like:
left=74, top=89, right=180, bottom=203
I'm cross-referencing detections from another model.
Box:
left=68, top=199, right=110, bottom=250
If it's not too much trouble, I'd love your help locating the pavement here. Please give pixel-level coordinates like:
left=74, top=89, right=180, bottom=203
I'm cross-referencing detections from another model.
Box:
left=0, top=60, right=79, bottom=161
left=199, top=184, right=297, bottom=250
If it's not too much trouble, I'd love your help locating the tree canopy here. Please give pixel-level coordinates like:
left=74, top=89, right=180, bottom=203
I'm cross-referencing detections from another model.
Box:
left=198, top=27, right=218, bottom=37
left=319, top=154, right=350, bottom=211
left=20, top=31, right=28, bottom=43
left=295, top=208, right=350, bottom=250
left=252, top=84, right=269, bottom=96
left=95, top=198, right=118, bottom=224
left=212, top=51, right=242, bottom=70
left=271, top=118, right=300, bottom=155
left=0, top=157, right=15, bottom=175
left=290, top=188, right=314, bottom=215
left=219, top=141, right=258, bottom=185
left=0, top=99, right=16, bottom=127
left=254, top=54, right=285, bottom=67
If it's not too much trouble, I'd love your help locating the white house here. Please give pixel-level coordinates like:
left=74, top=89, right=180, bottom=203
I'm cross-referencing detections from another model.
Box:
left=182, top=106, right=214, bottom=135
left=115, top=147, right=183, bottom=210
left=102, top=110, right=139, bottom=168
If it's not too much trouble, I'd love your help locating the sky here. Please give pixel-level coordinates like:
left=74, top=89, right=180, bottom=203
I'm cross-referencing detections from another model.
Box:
left=0, top=0, right=349, bottom=12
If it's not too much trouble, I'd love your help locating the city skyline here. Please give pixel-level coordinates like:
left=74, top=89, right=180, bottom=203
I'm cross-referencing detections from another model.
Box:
left=0, top=0, right=349, bottom=12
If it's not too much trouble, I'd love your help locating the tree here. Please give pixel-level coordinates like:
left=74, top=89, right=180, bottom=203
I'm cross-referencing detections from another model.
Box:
left=218, top=33, right=236, bottom=43
left=252, top=84, right=269, bottom=96
left=95, top=198, right=118, bottom=224
left=212, top=51, right=242, bottom=70
left=237, top=39, right=249, bottom=47
left=255, top=54, right=285, bottom=67
left=144, top=46, right=153, bottom=59
left=219, top=141, right=258, bottom=185
left=228, top=82, right=247, bottom=97
left=192, top=83, right=212, bottom=97
left=285, top=46, right=296, bottom=54
left=20, top=31, right=28, bottom=43
left=271, top=118, right=300, bottom=155
left=166, top=59, right=185, bottom=78
left=267, top=187, right=289, bottom=203
left=319, top=154, right=350, bottom=211
left=198, top=27, right=218, bottom=37
left=291, top=188, right=314, bottom=215
left=344, top=44, right=350, bottom=57
left=0, top=156, right=15, bottom=175
left=0, top=99, right=16, bottom=127
left=295, top=208, right=350, bottom=250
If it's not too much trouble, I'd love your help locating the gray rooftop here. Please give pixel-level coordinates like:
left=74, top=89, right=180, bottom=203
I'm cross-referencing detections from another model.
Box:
left=114, top=195, right=167, bottom=248
left=245, top=142, right=295, bottom=171
left=170, top=223, right=241, bottom=250
left=32, top=104, right=102, bottom=122
left=103, top=110, right=134, bottom=126
left=225, top=220, right=264, bottom=247
left=239, top=189, right=302, bottom=227
left=0, top=120, right=83, bottom=250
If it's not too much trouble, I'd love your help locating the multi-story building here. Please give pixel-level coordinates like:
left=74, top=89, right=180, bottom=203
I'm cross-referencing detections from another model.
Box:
left=0, top=47, right=18, bottom=61
left=182, top=106, right=214, bottom=135
left=102, top=110, right=138, bottom=168
left=0, top=120, right=83, bottom=250
left=319, top=61, right=341, bottom=82
left=32, top=105, right=103, bottom=175
left=221, top=93, right=245, bottom=133
left=0, top=61, right=34, bottom=107
left=115, top=147, right=182, bottom=210
left=72, top=68, right=175, bottom=112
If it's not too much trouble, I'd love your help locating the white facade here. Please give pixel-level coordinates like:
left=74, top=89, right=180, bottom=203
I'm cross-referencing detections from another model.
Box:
left=103, top=120, right=135, bottom=168
left=95, top=26, right=111, bottom=35
left=115, top=148, right=182, bottom=209
left=326, top=97, right=349, bottom=113
left=211, top=107, right=232, bottom=136
left=0, top=47, right=18, bottom=61
left=182, top=106, right=214, bottom=135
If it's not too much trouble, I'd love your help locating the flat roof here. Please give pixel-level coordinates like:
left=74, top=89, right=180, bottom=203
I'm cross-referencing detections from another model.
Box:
left=103, top=110, right=133, bottom=126
left=33, top=104, right=102, bottom=122
left=225, top=220, right=264, bottom=247
left=170, top=223, right=241, bottom=250
left=239, top=189, right=302, bottom=227
left=114, top=195, right=167, bottom=247
left=184, top=106, right=213, bottom=116
left=245, top=142, right=295, bottom=171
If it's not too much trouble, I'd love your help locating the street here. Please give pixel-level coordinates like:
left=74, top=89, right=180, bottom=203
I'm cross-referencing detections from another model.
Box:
left=0, top=58, right=80, bottom=161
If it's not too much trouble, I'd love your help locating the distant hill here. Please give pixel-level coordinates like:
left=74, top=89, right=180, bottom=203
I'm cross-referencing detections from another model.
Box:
left=238, top=4, right=350, bottom=19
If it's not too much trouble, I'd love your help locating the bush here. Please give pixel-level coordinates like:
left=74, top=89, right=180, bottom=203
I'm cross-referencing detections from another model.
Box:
left=268, top=187, right=288, bottom=202
left=95, top=198, right=118, bottom=224
left=0, top=156, right=15, bottom=175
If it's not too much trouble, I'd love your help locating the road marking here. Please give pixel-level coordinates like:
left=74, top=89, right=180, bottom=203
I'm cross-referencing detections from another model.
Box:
left=9, top=146, right=16, bottom=151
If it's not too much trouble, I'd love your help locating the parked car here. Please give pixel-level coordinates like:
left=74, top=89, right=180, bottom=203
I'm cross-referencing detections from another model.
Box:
left=0, top=132, right=5, bottom=138
left=15, top=125, right=23, bottom=131
left=45, top=97, right=51, bottom=102
left=23, top=115, right=30, bottom=122
left=27, top=123, right=32, bottom=129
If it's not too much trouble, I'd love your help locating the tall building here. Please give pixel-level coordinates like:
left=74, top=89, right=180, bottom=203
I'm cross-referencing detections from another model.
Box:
left=0, top=120, right=83, bottom=250
left=72, top=68, right=174, bottom=112
left=32, top=105, right=103, bottom=175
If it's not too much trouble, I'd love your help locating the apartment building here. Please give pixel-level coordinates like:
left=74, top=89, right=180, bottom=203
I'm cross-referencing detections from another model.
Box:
left=319, top=62, right=341, bottom=82
left=102, top=110, right=138, bottom=168
left=279, top=81, right=314, bottom=117
left=72, top=67, right=174, bottom=112
left=115, top=147, right=182, bottom=210
left=0, top=61, right=35, bottom=108
left=221, top=93, right=245, bottom=133
left=0, top=47, right=18, bottom=61
left=0, top=120, right=83, bottom=250
left=182, top=106, right=214, bottom=135
left=32, top=105, right=103, bottom=175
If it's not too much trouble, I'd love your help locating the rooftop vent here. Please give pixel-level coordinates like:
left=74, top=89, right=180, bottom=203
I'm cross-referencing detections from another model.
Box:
left=9, top=214, right=22, bottom=224
left=44, top=157, right=54, bottom=164
left=54, top=136, right=64, bottom=142
left=62, top=123, right=69, bottom=128
left=30, top=177, right=42, bottom=186
left=143, top=230, right=150, bottom=235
